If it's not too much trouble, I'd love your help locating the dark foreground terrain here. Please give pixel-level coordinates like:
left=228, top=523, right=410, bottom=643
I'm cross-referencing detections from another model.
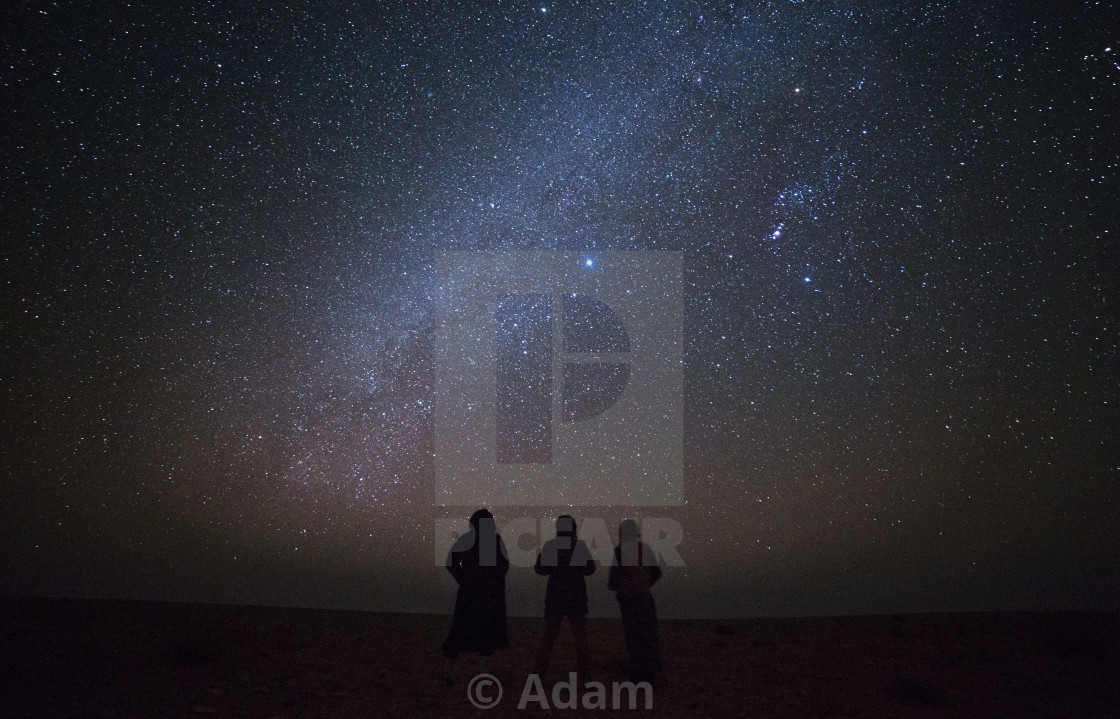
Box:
left=3, top=597, right=1118, bottom=718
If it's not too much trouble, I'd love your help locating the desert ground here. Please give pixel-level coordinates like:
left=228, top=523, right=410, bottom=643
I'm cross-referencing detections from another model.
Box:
left=3, top=597, right=1118, bottom=718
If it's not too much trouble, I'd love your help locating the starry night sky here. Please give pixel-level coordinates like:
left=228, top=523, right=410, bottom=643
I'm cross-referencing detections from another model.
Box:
left=4, top=1, right=1118, bottom=617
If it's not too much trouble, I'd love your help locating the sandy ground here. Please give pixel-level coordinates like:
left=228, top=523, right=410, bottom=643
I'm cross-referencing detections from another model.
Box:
left=3, top=597, right=1118, bottom=718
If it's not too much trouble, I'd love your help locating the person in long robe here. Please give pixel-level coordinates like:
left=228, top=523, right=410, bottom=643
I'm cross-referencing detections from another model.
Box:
left=532, top=515, right=596, bottom=677
left=442, top=508, right=509, bottom=682
left=607, top=519, right=662, bottom=683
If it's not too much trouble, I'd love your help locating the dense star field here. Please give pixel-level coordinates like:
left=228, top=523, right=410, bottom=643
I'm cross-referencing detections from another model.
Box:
left=3, top=2, right=1118, bottom=617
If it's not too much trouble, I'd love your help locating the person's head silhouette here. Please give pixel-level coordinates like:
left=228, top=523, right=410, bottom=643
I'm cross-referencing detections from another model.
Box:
left=469, top=508, right=494, bottom=531
left=619, top=518, right=640, bottom=543
left=556, top=514, right=577, bottom=537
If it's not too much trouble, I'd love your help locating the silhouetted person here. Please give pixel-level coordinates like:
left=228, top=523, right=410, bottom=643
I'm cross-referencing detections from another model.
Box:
left=442, top=508, right=509, bottom=683
left=608, top=519, right=662, bottom=683
left=533, top=515, right=596, bottom=677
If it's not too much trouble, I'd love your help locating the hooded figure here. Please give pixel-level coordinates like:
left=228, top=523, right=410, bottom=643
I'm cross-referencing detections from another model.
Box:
left=533, top=515, right=596, bottom=676
left=442, top=509, right=509, bottom=681
left=608, top=519, right=662, bottom=682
